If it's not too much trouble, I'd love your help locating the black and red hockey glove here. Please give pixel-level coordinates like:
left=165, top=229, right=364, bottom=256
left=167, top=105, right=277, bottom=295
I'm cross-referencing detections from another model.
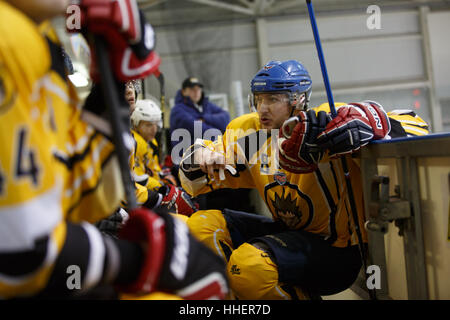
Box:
left=117, top=208, right=229, bottom=299
left=69, top=0, right=160, bottom=82
left=159, top=185, right=198, bottom=217
left=278, top=110, right=329, bottom=173
left=317, top=101, right=390, bottom=157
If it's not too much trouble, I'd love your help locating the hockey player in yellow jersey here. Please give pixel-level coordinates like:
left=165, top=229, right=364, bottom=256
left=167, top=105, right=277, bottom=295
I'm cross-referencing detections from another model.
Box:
left=130, top=98, right=178, bottom=190
left=130, top=99, right=164, bottom=190
left=126, top=82, right=178, bottom=186
left=129, top=98, right=197, bottom=216
left=0, top=0, right=228, bottom=300
left=97, top=88, right=197, bottom=237
left=180, top=60, right=429, bottom=300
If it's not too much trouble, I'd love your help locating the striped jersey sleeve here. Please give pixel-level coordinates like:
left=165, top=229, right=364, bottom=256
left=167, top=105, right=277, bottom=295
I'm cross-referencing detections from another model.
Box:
left=387, top=109, right=430, bottom=137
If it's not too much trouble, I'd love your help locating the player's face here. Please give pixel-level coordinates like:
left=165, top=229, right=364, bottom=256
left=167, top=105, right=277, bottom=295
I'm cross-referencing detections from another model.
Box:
left=255, top=93, right=291, bottom=130
left=125, top=81, right=136, bottom=114
left=137, top=120, right=158, bottom=142
left=6, top=0, right=69, bottom=23
left=183, top=85, right=203, bottom=104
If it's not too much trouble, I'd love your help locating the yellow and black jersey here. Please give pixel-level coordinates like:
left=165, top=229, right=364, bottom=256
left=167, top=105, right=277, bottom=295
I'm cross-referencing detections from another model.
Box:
left=0, top=2, right=124, bottom=298
left=180, top=103, right=429, bottom=248
left=130, top=130, right=162, bottom=191
left=127, top=132, right=162, bottom=208
left=386, top=109, right=429, bottom=137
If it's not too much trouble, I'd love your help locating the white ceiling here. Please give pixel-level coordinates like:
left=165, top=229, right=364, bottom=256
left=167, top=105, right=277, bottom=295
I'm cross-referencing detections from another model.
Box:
left=138, top=0, right=450, bottom=28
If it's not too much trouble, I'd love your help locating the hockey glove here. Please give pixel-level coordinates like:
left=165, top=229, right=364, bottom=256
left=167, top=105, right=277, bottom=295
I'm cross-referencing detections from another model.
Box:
left=278, top=110, right=330, bottom=173
left=317, top=101, right=390, bottom=157
left=159, top=185, right=198, bottom=217
left=117, top=208, right=229, bottom=299
left=69, top=0, right=160, bottom=82
left=95, top=208, right=129, bottom=237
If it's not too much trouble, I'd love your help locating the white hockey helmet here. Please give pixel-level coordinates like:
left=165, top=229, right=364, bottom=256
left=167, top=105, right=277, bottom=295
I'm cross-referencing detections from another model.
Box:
left=131, top=99, right=162, bottom=129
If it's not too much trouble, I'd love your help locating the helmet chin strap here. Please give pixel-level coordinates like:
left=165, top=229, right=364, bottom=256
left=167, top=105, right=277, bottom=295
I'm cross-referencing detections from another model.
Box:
left=289, top=104, right=297, bottom=118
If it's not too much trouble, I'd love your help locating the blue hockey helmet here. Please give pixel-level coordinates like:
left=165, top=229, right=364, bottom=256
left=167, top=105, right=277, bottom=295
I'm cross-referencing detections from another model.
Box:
left=250, top=60, right=312, bottom=111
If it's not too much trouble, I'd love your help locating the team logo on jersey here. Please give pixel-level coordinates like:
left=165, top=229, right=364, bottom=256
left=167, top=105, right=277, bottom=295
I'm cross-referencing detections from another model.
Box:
left=270, top=189, right=302, bottom=228
left=0, top=64, right=17, bottom=114
left=274, top=172, right=287, bottom=185
left=230, top=265, right=240, bottom=275
left=264, top=185, right=314, bottom=230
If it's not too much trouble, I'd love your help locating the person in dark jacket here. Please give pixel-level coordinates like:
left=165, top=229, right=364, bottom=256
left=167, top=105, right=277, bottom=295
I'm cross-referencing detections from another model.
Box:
left=170, top=77, right=230, bottom=155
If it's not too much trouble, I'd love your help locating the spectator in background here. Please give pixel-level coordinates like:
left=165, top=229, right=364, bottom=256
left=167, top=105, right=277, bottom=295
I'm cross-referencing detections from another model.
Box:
left=170, top=77, right=230, bottom=155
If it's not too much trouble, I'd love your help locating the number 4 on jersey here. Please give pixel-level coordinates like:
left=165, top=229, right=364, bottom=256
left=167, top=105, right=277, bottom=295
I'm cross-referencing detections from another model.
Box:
left=14, top=128, right=40, bottom=187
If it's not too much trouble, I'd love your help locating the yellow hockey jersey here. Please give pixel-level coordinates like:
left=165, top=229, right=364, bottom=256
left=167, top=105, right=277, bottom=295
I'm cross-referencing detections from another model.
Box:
left=0, top=3, right=124, bottom=298
left=180, top=104, right=429, bottom=248
left=130, top=130, right=162, bottom=191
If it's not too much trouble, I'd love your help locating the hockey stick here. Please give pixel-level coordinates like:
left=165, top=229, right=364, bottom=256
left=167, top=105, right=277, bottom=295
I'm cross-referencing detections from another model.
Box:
left=306, top=0, right=376, bottom=299
left=94, top=36, right=138, bottom=210
left=154, top=70, right=167, bottom=159
left=154, top=70, right=166, bottom=125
